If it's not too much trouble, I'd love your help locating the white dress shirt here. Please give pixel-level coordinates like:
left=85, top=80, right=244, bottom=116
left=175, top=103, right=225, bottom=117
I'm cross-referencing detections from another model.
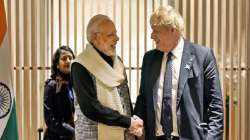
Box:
left=155, top=37, right=184, bottom=137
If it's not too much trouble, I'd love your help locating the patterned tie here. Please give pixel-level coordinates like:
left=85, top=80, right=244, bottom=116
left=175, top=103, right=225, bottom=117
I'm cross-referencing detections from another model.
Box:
left=161, top=52, right=173, bottom=136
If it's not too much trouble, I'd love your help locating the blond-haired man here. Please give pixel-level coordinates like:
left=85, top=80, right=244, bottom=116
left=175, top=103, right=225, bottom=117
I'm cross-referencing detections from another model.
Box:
left=134, top=6, right=224, bottom=140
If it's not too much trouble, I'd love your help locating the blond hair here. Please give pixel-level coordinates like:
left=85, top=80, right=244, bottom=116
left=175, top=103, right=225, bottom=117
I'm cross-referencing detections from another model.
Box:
left=150, top=6, right=185, bottom=35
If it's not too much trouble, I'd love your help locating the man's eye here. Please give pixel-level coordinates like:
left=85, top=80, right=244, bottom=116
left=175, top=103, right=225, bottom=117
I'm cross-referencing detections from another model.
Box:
left=108, top=34, right=115, bottom=37
left=153, top=30, right=159, bottom=33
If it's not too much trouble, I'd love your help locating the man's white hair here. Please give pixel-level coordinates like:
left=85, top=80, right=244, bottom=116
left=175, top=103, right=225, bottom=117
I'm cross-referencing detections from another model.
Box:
left=86, top=14, right=111, bottom=43
left=150, top=5, right=185, bottom=35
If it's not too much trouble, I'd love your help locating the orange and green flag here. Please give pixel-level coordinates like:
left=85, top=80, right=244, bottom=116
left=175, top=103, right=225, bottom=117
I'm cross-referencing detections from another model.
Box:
left=0, top=0, right=19, bottom=139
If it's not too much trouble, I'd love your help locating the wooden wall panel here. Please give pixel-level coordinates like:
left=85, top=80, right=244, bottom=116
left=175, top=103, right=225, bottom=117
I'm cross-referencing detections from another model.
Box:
left=5, top=0, right=250, bottom=139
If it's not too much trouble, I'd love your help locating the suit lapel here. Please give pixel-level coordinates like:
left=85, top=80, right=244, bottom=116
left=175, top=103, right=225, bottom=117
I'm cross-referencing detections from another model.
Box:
left=149, top=50, right=163, bottom=111
left=177, top=41, right=194, bottom=108
left=150, top=51, right=164, bottom=89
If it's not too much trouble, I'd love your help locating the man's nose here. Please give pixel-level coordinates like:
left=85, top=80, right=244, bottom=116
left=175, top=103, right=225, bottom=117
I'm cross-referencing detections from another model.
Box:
left=151, top=33, right=155, bottom=39
left=115, top=35, right=119, bottom=41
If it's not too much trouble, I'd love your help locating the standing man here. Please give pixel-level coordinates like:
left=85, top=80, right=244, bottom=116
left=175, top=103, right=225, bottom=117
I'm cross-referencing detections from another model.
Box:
left=134, top=6, right=224, bottom=140
left=71, top=14, right=142, bottom=140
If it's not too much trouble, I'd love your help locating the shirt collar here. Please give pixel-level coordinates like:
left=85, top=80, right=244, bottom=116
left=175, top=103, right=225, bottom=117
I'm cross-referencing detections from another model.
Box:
left=166, top=37, right=184, bottom=58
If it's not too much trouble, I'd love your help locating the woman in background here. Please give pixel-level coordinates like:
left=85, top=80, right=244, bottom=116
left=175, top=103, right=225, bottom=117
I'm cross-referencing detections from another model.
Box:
left=43, top=46, right=75, bottom=140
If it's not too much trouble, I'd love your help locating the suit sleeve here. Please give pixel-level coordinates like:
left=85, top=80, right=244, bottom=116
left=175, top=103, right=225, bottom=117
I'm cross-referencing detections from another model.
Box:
left=71, top=62, right=131, bottom=128
left=203, top=49, right=224, bottom=140
left=134, top=54, right=147, bottom=120
left=43, top=81, right=74, bottom=138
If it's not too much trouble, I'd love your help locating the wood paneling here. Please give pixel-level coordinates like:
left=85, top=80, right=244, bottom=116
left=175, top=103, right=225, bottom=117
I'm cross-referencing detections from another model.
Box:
left=5, top=0, right=250, bottom=139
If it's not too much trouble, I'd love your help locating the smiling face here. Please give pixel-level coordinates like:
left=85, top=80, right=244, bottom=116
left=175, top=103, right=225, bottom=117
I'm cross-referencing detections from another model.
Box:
left=57, top=50, right=73, bottom=74
left=151, top=25, right=180, bottom=52
left=93, top=21, right=119, bottom=56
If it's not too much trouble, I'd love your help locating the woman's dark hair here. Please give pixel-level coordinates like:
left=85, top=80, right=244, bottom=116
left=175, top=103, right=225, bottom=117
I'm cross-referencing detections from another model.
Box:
left=51, top=46, right=75, bottom=79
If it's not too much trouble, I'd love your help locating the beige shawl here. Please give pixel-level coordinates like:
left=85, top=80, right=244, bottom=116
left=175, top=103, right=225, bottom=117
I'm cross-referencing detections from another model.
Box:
left=74, top=44, right=125, bottom=140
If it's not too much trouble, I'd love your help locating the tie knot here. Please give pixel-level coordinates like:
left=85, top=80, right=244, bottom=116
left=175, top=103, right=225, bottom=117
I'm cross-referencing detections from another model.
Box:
left=167, top=52, right=173, bottom=59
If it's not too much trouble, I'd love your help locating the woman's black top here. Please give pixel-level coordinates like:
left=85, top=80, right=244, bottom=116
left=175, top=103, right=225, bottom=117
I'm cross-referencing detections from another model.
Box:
left=43, top=78, right=75, bottom=140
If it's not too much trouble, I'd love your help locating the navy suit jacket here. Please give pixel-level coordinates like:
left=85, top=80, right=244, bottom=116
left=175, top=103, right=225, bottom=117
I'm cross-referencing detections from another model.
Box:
left=134, top=40, right=224, bottom=140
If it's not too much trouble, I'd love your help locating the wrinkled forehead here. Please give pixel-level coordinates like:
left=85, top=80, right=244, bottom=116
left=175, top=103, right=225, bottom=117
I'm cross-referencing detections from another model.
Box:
left=151, top=25, right=171, bottom=31
left=98, top=21, right=116, bottom=33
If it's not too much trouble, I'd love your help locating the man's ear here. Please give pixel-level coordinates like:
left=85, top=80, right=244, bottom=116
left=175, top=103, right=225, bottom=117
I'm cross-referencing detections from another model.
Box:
left=171, top=27, right=175, bottom=32
left=90, top=33, right=98, bottom=45
left=172, top=28, right=180, bottom=36
left=92, top=33, right=97, bottom=40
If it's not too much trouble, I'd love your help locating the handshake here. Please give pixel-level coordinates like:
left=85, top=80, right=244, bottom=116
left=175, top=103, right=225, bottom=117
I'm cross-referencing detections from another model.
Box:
left=128, top=115, right=144, bottom=137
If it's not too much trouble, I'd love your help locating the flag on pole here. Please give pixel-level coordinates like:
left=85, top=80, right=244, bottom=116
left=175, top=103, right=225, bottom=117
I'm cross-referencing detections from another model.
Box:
left=0, top=0, right=19, bottom=139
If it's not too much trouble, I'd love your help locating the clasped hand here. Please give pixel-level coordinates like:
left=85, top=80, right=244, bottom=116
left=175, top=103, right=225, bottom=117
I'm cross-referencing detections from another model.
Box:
left=128, top=115, right=143, bottom=137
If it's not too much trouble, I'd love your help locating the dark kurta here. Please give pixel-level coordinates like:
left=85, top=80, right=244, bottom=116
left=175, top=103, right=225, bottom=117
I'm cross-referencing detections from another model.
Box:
left=71, top=47, right=134, bottom=140
left=71, top=49, right=134, bottom=140
left=71, top=48, right=131, bottom=127
left=71, top=63, right=131, bottom=127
